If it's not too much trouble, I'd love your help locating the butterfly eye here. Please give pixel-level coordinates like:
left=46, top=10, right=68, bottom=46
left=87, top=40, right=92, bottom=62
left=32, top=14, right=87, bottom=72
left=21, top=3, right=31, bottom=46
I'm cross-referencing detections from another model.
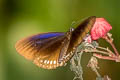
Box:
left=70, top=27, right=74, bottom=32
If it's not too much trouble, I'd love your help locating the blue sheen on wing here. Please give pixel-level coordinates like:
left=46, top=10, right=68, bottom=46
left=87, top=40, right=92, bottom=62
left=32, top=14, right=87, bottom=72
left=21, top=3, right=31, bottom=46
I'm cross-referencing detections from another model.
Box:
left=31, top=32, right=65, bottom=39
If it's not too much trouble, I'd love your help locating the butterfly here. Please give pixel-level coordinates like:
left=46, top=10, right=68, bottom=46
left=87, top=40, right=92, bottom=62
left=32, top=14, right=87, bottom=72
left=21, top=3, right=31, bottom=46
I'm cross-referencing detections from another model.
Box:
left=15, top=16, right=96, bottom=69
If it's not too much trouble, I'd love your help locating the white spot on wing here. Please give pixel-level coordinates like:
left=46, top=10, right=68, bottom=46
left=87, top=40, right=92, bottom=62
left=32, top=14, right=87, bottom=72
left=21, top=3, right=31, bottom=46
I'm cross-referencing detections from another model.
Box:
left=50, top=61, right=52, bottom=64
left=44, top=60, right=47, bottom=64
left=47, top=60, right=49, bottom=64
left=54, top=60, right=56, bottom=64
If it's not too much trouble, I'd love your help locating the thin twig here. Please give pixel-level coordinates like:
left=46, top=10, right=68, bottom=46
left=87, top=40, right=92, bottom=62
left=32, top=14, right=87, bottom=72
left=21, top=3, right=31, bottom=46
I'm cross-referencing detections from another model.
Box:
left=84, top=49, right=110, bottom=56
left=93, top=53, right=117, bottom=61
left=103, top=35, right=119, bottom=56
left=96, top=46, right=115, bottom=57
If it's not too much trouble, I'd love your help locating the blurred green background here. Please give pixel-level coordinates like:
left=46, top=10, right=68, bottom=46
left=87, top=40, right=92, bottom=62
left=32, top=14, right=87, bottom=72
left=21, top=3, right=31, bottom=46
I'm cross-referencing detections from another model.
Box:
left=0, top=0, right=120, bottom=80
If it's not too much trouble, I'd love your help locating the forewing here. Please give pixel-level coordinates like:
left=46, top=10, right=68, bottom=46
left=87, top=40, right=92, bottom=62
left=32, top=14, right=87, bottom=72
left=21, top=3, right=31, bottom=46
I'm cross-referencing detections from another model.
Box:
left=61, top=16, right=96, bottom=63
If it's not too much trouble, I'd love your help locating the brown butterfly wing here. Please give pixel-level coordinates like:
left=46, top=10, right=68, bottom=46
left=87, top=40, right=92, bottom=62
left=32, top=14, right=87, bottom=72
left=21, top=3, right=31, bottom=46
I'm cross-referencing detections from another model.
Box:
left=15, top=32, right=70, bottom=69
left=61, top=16, right=96, bottom=62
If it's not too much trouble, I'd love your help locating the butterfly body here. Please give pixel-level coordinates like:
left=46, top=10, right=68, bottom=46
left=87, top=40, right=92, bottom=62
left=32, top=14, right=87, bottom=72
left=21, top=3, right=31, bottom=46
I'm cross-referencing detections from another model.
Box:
left=15, top=16, right=96, bottom=69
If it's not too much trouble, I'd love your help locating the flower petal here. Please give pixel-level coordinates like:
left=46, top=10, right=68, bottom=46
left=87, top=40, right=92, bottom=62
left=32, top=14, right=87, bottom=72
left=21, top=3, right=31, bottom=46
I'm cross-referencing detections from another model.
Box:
left=91, top=18, right=112, bottom=40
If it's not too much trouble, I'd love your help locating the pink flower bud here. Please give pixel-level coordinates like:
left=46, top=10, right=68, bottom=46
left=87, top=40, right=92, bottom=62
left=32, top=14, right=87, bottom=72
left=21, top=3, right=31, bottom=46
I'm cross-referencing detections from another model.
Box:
left=91, top=18, right=112, bottom=40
